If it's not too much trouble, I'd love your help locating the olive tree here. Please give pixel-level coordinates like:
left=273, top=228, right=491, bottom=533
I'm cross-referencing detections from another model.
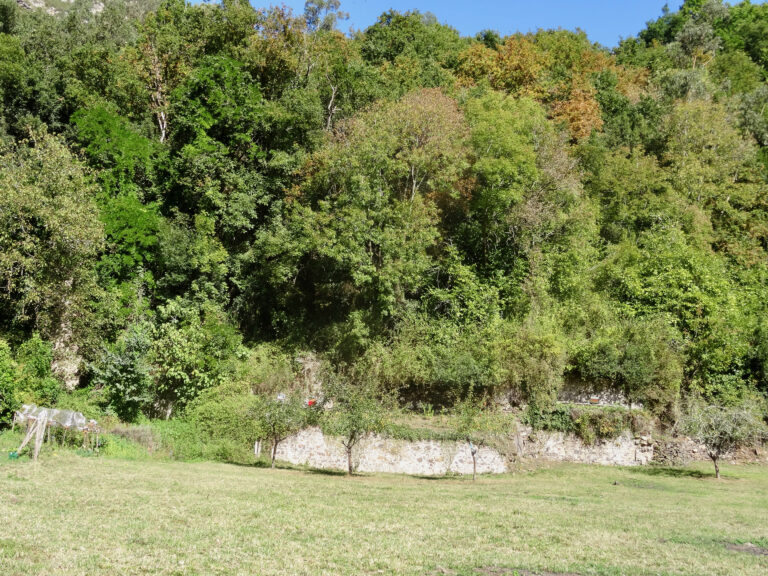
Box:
left=683, top=403, right=767, bottom=479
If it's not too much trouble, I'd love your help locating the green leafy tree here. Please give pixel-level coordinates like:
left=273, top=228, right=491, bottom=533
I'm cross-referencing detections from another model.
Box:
left=304, top=0, right=348, bottom=32
left=0, top=132, right=103, bottom=343
left=254, top=394, right=307, bottom=468
left=167, top=55, right=267, bottom=243
left=740, top=85, right=768, bottom=146
left=322, top=377, right=390, bottom=474
left=0, top=0, right=16, bottom=35
left=296, top=88, right=469, bottom=334
left=716, top=0, right=768, bottom=71
left=458, top=92, right=546, bottom=304
left=360, top=9, right=464, bottom=88
left=155, top=213, right=229, bottom=303
left=71, top=106, right=159, bottom=195
left=98, top=192, right=161, bottom=286
left=151, top=299, right=241, bottom=418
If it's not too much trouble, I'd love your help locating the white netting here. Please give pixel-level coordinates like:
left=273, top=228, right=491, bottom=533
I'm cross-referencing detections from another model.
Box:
left=14, top=405, right=90, bottom=431
left=12, top=405, right=99, bottom=461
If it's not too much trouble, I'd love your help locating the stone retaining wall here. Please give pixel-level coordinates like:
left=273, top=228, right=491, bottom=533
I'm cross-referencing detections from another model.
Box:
left=520, top=428, right=654, bottom=466
left=275, top=427, right=507, bottom=475
left=275, top=426, right=654, bottom=476
left=652, top=436, right=768, bottom=465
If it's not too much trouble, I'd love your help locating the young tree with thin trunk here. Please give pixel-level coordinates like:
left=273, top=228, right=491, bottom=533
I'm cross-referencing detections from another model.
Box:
left=321, top=378, right=389, bottom=475
left=254, top=395, right=306, bottom=468
left=455, top=390, right=506, bottom=481
left=683, top=403, right=766, bottom=479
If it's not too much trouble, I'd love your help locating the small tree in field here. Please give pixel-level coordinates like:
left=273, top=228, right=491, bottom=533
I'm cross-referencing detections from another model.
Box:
left=454, top=391, right=505, bottom=481
left=322, top=378, right=389, bottom=475
left=254, top=395, right=306, bottom=468
left=683, top=403, right=767, bottom=479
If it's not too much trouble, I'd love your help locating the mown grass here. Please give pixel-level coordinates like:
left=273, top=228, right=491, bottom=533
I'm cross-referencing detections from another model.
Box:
left=0, top=431, right=766, bottom=576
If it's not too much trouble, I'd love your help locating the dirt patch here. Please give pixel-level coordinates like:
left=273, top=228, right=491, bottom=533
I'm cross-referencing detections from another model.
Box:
left=726, top=543, right=768, bottom=556
left=475, top=568, right=580, bottom=576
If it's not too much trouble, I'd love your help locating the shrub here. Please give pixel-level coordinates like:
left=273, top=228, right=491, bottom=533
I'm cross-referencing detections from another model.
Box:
left=184, top=384, right=262, bottom=463
left=91, top=323, right=153, bottom=422
left=229, top=344, right=297, bottom=396
left=360, top=315, right=503, bottom=404
left=498, top=320, right=567, bottom=411
left=570, top=316, right=683, bottom=419
left=523, top=404, right=574, bottom=434
left=15, top=334, right=61, bottom=407
left=0, top=339, right=18, bottom=426
left=524, top=404, right=641, bottom=445
left=151, top=419, right=208, bottom=461
left=54, top=387, right=109, bottom=422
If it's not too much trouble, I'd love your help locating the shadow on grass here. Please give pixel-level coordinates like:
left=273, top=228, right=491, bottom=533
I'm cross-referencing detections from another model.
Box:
left=627, top=465, right=712, bottom=479
left=304, top=467, right=349, bottom=477
left=226, top=459, right=271, bottom=469
left=225, top=460, right=350, bottom=477
left=410, top=473, right=475, bottom=482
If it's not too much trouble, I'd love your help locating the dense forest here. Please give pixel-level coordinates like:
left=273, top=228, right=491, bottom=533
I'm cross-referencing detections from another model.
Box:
left=1, top=0, right=767, bottom=430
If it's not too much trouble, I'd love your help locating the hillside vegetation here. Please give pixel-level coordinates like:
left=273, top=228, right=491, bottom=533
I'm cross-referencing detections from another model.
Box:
left=0, top=0, right=767, bottom=432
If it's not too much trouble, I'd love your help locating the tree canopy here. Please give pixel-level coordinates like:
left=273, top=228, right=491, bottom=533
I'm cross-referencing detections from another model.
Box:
left=0, top=0, right=766, bottom=426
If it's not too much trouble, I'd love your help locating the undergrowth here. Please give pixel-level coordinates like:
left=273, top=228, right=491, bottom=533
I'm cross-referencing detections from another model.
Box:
left=523, top=404, right=649, bottom=444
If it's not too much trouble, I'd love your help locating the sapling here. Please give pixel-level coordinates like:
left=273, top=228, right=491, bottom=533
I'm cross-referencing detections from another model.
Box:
left=321, top=377, right=390, bottom=475
left=454, top=390, right=504, bottom=480
left=254, top=394, right=307, bottom=468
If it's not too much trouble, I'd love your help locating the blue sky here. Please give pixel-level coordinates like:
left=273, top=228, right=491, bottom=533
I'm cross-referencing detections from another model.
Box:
left=253, top=0, right=677, bottom=47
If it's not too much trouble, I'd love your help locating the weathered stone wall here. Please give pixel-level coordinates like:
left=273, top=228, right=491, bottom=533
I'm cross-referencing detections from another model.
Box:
left=556, top=381, right=638, bottom=408
left=652, top=436, right=768, bottom=466
left=275, top=427, right=507, bottom=475
left=519, top=428, right=654, bottom=466
left=275, top=426, right=653, bottom=475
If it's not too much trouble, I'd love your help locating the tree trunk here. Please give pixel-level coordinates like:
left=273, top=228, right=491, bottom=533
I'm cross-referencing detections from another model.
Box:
left=51, top=284, right=82, bottom=391
left=346, top=445, right=353, bottom=475
left=712, top=455, right=720, bottom=480
left=469, top=440, right=478, bottom=481
left=144, top=44, right=169, bottom=143
left=271, top=439, right=279, bottom=469
left=325, top=79, right=338, bottom=131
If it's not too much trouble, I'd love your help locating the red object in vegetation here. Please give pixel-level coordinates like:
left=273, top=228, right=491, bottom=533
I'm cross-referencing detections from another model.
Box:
left=307, top=399, right=317, bottom=407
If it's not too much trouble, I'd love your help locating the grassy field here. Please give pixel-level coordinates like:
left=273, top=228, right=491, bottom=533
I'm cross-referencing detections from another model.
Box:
left=0, top=433, right=767, bottom=576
